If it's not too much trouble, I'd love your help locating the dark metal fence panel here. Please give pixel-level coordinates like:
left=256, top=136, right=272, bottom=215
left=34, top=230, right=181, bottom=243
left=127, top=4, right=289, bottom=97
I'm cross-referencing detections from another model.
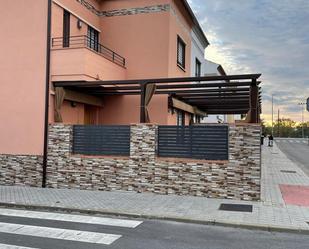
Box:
left=72, top=125, right=130, bottom=156
left=158, top=125, right=229, bottom=160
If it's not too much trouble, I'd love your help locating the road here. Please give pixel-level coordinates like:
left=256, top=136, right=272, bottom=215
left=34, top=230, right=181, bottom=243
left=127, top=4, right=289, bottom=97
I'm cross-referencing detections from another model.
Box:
left=275, top=137, right=309, bottom=176
left=0, top=208, right=308, bottom=249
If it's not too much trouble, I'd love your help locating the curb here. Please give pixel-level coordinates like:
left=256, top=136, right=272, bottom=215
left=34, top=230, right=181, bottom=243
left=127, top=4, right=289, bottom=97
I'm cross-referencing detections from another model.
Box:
left=0, top=202, right=308, bottom=235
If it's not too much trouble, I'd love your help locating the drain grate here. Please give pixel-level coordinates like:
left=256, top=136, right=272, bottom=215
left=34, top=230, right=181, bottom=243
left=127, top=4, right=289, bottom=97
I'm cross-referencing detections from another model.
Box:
left=219, top=203, right=253, bottom=212
left=280, top=170, right=297, bottom=174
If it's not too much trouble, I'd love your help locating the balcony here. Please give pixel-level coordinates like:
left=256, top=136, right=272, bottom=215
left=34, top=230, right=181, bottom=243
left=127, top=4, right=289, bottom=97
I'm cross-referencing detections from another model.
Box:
left=52, top=35, right=126, bottom=67
left=51, top=36, right=126, bottom=82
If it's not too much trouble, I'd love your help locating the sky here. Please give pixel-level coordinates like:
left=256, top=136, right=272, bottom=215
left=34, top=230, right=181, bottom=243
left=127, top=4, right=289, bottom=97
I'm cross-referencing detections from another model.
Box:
left=188, top=0, right=309, bottom=123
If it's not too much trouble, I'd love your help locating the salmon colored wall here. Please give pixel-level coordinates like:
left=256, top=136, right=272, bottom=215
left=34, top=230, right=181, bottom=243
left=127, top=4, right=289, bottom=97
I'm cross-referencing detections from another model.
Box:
left=52, top=2, right=63, bottom=38
left=99, top=95, right=168, bottom=125
left=97, top=3, right=172, bottom=124
left=168, top=0, right=192, bottom=77
left=0, top=0, right=47, bottom=155
left=49, top=97, right=86, bottom=125
left=166, top=0, right=194, bottom=123
left=50, top=0, right=195, bottom=125
left=99, top=11, right=170, bottom=79
left=52, top=2, right=95, bottom=39
left=167, top=110, right=177, bottom=125
left=61, top=100, right=85, bottom=124
left=53, top=0, right=101, bottom=31
left=51, top=47, right=126, bottom=81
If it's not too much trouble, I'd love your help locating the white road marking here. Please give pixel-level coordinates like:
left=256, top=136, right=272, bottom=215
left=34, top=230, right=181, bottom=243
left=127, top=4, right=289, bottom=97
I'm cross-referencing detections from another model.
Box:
left=0, top=222, right=121, bottom=245
left=0, top=244, right=39, bottom=249
left=0, top=208, right=142, bottom=228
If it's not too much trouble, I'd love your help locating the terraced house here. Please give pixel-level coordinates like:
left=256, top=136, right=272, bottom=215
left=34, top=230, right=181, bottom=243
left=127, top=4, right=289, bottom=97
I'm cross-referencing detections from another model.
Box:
left=0, top=0, right=262, bottom=201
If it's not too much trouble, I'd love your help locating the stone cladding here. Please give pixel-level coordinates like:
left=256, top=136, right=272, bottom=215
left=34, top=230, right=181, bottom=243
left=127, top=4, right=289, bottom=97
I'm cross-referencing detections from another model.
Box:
left=0, top=123, right=261, bottom=200
left=100, top=5, right=170, bottom=17
left=45, top=123, right=261, bottom=200
left=0, top=155, right=42, bottom=187
left=75, top=0, right=170, bottom=17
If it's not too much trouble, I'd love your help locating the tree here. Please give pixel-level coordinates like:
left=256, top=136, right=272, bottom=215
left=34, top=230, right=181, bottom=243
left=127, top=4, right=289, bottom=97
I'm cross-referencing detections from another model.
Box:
left=263, top=118, right=308, bottom=138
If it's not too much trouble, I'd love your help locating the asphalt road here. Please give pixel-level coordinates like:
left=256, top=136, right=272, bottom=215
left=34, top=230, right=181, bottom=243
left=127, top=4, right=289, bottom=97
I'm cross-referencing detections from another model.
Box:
left=0, top=207, right=308, bottom=249
left=275, top=138, right=309, bottom=176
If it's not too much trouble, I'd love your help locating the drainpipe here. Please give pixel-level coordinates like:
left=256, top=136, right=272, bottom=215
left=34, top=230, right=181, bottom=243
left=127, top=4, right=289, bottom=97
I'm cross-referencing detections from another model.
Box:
left=42, top=0, right=52, bottom=188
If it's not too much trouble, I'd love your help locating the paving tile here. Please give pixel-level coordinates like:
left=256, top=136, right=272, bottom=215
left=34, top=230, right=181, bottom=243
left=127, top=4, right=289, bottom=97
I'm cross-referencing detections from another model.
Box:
left=0, top=143, right=309, bottom=231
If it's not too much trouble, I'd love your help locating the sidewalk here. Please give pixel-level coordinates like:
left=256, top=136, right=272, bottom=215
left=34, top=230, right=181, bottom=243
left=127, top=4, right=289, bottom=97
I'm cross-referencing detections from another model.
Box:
left=0, top=143, right=309, bottom=233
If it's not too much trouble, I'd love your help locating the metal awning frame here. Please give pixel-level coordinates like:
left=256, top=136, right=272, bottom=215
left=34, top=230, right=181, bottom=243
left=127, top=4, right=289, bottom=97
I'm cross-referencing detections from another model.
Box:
left=53, top=74, right=262, bottom=123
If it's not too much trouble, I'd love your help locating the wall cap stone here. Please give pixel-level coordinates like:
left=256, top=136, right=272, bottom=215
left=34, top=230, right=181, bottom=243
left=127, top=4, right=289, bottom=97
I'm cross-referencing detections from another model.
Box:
left=156, top=157, right=229, bottom=164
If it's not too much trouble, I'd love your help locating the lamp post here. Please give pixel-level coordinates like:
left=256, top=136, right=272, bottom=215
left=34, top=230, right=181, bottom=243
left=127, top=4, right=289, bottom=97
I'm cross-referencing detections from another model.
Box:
left=298, top=102, right=305, bottom=138
left=271, top=94, right=274, bottom=135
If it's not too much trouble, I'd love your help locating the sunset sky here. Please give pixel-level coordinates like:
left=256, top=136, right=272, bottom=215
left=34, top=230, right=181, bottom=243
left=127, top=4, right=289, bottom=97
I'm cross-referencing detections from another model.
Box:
left=188, top=0, right=309, bottom=123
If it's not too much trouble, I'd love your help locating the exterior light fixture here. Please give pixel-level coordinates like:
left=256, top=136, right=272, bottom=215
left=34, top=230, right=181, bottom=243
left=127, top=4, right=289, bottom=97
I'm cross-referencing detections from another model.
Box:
left=77, top=19, right=82, bottom=29
left=71, top=101, right=77, bottom=108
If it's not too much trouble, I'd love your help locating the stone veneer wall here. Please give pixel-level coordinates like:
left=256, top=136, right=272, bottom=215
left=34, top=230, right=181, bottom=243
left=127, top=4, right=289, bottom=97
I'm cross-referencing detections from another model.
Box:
left=0, top=155, right=42, bottom=187
left=75, top=0, right=170, bottom=17
left=46, top=123, right=261, bottom=200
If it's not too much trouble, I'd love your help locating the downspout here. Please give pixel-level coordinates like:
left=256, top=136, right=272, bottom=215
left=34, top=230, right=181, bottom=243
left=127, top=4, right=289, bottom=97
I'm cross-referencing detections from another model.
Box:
left=42, top=0, right=52, bottom=188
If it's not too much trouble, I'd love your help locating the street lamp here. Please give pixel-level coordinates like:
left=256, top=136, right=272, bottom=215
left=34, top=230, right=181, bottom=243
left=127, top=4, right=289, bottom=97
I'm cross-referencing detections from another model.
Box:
left=271, top=94, right=274, bottom=135
left=298, top=102, right=305, bottom=138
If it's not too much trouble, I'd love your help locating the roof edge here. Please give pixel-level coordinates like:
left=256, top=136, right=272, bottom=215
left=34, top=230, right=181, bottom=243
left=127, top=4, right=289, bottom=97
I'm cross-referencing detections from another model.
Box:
left=182, top=0, right=210, bottom=47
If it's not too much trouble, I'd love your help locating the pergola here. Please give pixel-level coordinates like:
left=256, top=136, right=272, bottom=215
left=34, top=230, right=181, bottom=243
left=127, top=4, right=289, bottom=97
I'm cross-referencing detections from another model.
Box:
left=53, top=74, right=262, bottom=123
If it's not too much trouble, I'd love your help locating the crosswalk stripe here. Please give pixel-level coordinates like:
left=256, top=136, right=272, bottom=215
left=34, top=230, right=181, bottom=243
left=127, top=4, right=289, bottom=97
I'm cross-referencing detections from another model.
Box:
left=0, top=222, right=121, bottom=245
left=0, top=208, right=142, bottom=228
left=0, top=244, right=39, bottom=249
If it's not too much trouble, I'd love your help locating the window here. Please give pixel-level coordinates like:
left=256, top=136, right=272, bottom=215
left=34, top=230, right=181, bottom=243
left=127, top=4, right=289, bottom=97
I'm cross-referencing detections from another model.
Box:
left=63, top=10, right=70, bottom=47
left=177, top=110, right=185, bottom=126
left=177, top=36, right=186, bottom=69
left=195, top=58, right=201, bottom=77
left=87, top=26, right=99, bottom=52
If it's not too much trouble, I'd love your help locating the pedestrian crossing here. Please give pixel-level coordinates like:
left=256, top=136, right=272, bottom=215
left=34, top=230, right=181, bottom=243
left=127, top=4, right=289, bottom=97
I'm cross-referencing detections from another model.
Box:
left=0, top=244, right=40, bottom=249
left=0, top=208, right=143, bottom=248
left=0, top=208, right=142, bottom=228
left=0, top=222, right=121, bottom=245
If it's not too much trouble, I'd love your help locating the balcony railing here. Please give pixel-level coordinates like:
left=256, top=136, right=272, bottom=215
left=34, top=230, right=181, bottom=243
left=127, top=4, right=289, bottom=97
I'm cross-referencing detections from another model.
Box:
left=52, top=35, right=126, bottom=67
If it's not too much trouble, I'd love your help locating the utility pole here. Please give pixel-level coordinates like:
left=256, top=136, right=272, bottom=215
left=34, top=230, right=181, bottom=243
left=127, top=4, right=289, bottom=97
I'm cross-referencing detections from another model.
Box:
left=277, top=109, right=280, bottom=138
left=298, top=102, right=305, bottom=138
left=271, top=94, right=274, bottom=135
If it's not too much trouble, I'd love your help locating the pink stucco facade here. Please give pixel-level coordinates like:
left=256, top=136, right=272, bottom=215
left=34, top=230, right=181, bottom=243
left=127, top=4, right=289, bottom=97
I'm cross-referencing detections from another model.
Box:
left=0, top=0, right=48, bottom=155
left=49, top=0, right=197, bottom=126
left=0, top=0, right=206, bottom=155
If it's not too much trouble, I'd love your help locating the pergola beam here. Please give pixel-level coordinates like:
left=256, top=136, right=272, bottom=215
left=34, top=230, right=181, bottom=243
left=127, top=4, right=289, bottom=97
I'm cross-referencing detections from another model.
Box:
left=53, top=74, right=261, bottom=87
left=180, top=92, right=250, bottom=98
left=205, top=109, right=249, bottom=114
left=82, top=89, right=252, bottom=96
left=52, top=74, right=262, bottom=124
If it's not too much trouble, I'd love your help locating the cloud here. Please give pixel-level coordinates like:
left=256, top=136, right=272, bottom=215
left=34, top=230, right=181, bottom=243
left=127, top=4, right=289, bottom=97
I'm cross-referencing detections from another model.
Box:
left=189, top=0, right=309, bottom=122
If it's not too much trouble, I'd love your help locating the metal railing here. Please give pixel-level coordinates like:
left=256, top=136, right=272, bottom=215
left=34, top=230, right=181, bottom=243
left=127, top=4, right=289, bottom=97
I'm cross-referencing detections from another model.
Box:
left=52, top=35, right=126, bottom=67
